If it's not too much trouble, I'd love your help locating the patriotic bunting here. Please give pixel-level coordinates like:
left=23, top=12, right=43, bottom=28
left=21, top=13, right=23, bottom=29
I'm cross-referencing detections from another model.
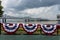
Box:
left=1, top=23, right=60, bottom=35
left=56, top=24, right=60, bottom=29
left=2, top=23, right=19, bottom=34
left=23, top=24, right=38, bottom=34
left=41, top=24, right=56, bottom=34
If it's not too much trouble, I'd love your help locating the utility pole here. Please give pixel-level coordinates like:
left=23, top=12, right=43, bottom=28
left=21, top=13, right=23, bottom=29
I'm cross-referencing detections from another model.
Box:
left=57, top=14, right=60, bottom=35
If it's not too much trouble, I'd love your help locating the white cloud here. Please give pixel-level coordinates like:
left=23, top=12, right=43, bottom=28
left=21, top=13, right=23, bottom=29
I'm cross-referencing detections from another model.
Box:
left=1, top=0, right=60, bottom=20
left=2, top=0, right=8, bottom=8
left=20, top=5, right=60, bottom=20
left=3, top=4, right=60, bottom=20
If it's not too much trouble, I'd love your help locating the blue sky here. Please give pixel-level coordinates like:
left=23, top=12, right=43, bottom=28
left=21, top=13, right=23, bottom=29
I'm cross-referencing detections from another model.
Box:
left=1, top=0, right=60, bottom=20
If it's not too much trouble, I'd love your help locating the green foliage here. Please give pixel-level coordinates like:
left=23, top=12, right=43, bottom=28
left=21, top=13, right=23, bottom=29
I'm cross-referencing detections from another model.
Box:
left=0, top=1, right=3, bottom=17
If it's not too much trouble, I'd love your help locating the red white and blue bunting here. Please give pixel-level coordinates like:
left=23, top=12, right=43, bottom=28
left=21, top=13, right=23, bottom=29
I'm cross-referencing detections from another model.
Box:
left=41, top=24, right=56, bottom=34
left=1, top=23, right=60, bottom=35
left=2, top=23, right=19, bottom=34
left=23, top=24, right=38, bottom=34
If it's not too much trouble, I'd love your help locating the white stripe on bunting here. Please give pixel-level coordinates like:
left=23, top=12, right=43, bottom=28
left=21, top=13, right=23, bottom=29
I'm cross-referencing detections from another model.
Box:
left=3, top=23, right=19, bottom=32
left=23, top=24, right=38, bottom=33
left=41, top=24, right=56, bottom=33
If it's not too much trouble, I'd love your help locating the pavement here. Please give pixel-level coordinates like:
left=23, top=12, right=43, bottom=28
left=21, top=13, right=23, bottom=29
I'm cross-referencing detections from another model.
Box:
left=0, top=35, right=60, bottom=40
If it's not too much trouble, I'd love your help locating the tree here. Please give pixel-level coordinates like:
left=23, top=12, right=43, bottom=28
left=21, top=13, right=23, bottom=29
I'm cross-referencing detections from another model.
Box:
left=0, top=1, right=4, bottom=17
left=0, top=0, right=4, bottom=34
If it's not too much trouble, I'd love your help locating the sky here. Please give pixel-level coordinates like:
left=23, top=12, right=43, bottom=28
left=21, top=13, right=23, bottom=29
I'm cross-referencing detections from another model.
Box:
left=1, top=0, right=60, bottom=20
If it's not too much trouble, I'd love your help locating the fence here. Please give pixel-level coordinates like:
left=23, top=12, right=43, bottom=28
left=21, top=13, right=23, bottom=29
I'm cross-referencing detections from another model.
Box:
left=0, top=17, right=60, bottom=24
left=0, top=17, right=60, bottom=35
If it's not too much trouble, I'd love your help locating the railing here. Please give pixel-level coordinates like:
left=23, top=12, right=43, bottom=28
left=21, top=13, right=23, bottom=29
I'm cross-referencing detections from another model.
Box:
left=0, top=17, right=60, bottom=24
left=0, top=17, right=60, bottom=35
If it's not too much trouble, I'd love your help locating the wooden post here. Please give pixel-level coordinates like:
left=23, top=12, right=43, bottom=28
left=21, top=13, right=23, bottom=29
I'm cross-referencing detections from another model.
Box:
left=57, top=14, right=60, bottom=35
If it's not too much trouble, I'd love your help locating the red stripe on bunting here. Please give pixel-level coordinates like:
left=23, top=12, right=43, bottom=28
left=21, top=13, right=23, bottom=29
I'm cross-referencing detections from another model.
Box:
left=41, top=24, right=57, bottom=35
left=1, top=23, right=60, bottom=35
left=2, top=23, right=19, bottom=35
left=56, top=24, right=60, bottom=29
left=22, top=24, right=38, bottom=34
